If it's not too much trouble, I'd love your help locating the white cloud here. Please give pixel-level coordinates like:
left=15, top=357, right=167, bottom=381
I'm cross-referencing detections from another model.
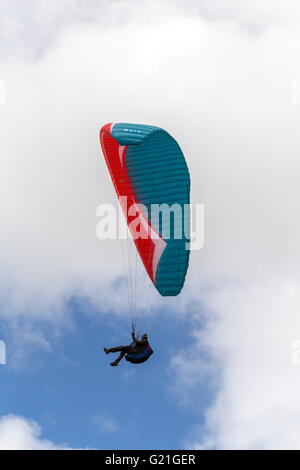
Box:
left=171, top=282, right=300, bottom=449
left=93, top=414, right=119, bottom=434
left=0, top=414, right=70, bottom=450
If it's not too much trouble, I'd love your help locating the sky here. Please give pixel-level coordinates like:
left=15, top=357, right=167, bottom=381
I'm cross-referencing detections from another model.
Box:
left=1, top=0, right=300, bottom=450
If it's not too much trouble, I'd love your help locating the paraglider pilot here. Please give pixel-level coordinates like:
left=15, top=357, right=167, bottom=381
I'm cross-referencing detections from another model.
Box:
left=104, top=331, right=153, bottom=366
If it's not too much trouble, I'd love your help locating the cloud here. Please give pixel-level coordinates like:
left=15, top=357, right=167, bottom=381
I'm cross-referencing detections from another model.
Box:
left=93, top=414, right=119, bottom=434
left=171, top=282, right=300, bottom=449
left=2, top=0, right=298, bottom=319
left=0, top=414, right=70, bottom=450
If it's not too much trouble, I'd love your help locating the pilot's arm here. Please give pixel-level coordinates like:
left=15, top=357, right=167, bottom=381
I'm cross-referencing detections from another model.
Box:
left=132, top=332, right=144, bottom=345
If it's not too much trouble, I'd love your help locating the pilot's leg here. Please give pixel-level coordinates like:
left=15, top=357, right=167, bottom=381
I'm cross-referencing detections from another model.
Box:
left=110, top=351, right=126, bottom=366
left=104, top=345, right=130, bottom=354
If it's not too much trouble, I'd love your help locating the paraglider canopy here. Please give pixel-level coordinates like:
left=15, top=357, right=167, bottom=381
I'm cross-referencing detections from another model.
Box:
left=100, top=122, right=190, bottom=299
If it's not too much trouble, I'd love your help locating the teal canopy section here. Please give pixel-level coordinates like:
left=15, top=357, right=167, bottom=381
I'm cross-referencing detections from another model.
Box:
left=111, top=123, right=160, bottom=146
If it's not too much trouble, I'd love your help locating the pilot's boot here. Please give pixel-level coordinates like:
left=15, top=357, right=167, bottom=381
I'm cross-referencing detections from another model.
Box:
left=110, top=352, right=125, bottom=367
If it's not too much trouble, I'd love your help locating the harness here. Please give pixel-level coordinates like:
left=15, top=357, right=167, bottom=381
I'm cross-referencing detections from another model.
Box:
left=125, top=343, right=154, bottom=364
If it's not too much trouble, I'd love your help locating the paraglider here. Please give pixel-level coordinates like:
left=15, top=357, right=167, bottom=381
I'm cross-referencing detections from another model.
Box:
left=99, top=123, right=190, bottom=365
